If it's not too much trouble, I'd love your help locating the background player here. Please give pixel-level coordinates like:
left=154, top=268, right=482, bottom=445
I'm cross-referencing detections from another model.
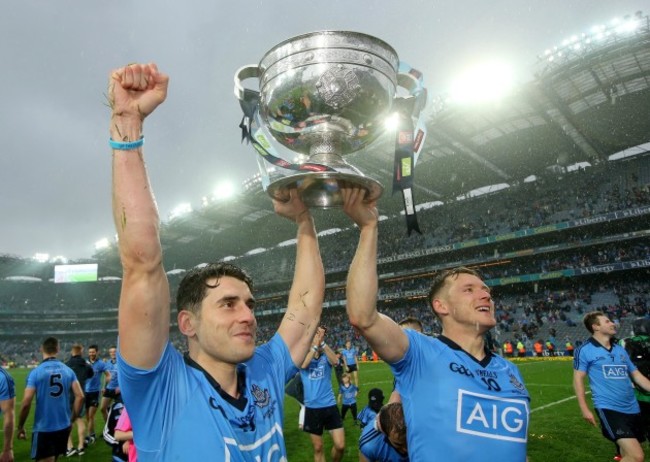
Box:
left=17, top=337, right=84, bottom=462
left=574, top=311, right=650, bottom=462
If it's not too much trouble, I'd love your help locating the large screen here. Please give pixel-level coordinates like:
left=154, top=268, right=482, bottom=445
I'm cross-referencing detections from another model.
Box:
left=54, top=263, right=98, bottom=283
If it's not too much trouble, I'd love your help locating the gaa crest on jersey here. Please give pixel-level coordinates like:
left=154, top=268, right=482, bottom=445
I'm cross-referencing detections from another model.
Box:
left=251, top=384, right=271, bottom=408
left=508, top=373, right=526, bottom=393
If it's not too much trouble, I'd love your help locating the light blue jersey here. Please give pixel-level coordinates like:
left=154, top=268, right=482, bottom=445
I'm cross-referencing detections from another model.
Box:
left=357, top=405, right=378, bottom=429
left=339, top=383, right=358, bottom=406
left=118, top=333, right=297, bottom=462
left=574, top=337, right=639, bottom=413
left=359, top=419, right=409, bottom=462
left=391, top=330, right=530, bottom=461
left=105, top=359, right=119, bottom=390
left=0, top=368, right=15, bottom=412
left=85, top=358, right=109, bottom=393
left=300, top=354, right=336, bottom=408
left=26, top=358, right=78, bottom=432
left=342, top=347, right=358, bottom=366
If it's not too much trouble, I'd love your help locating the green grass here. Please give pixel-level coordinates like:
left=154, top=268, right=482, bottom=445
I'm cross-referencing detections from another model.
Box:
left=6, top=359, right=647, bottom=461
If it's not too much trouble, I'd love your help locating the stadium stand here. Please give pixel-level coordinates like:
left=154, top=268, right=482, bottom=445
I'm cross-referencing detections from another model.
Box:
left=0, top=12, right=649, bottom=366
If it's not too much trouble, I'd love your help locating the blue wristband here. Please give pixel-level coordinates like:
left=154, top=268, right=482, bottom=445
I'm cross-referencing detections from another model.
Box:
left=109, top=136, right=144, bottom=150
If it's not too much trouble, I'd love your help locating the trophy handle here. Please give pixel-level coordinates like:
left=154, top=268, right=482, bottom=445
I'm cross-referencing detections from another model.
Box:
left=234, top=65, right=261, bottom=101
left=396, top=66, right=427, bottom=117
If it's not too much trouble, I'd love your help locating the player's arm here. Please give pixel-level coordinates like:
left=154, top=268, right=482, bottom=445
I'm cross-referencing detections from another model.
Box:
left=630, top=369, right=650, bottom=393
left=275, top=189, right=325, bottom=367
left=109, top=63, right=171, bottom=369
left=0, top=396, right=14, bottom=461
left=71, top=380, right=84, bottom=421
left=337, top=390, right=342, bottom=407
left=572, top=369, right=597, bottom=426
left=16, top=387, right=35, bottom=439
left=323, top=344, right=338, bottom=366
left=343, top=187, right=408, bottom=363
left=300, top=328, right=324, bottom=369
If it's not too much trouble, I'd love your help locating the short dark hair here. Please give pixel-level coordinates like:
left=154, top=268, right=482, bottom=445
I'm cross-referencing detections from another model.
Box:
left=176, top=263, right=253, bottom=315
left=427, top=267, right=481, bottom=319
left=88, top=344, right=99, bottom=351
left=583, top=311, right=606, bottom=334
left=379, top=403, right=406, bottom=447
left=42, top=337, right=59, bottom=355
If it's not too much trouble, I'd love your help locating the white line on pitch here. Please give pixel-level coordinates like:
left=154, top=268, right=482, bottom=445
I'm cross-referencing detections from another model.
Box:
left=530, top=391, right=590, bottom=413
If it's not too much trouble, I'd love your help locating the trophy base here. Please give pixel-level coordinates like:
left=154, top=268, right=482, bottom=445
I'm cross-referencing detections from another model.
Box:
left=267, top=172, right=384, bottom=208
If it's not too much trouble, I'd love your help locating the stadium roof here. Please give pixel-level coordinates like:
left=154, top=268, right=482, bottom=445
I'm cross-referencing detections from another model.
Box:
left=3, top=14, right=650, bottom=279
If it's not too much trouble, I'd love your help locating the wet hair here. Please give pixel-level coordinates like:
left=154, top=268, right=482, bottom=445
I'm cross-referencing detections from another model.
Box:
left=427, top=267, right=481, bottom=319
left=176, top=263, right=253, bottom=315
left=379, top=403, right=407, bottom=449
left=583, top=311, right=606, bottom=334
left=42, top=337, right=59, bottom=355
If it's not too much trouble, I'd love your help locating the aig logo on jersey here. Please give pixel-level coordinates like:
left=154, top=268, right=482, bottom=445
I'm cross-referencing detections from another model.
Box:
left=602, top=364, right=629, bottom=379
left=457, top=390, right=529, bottom=443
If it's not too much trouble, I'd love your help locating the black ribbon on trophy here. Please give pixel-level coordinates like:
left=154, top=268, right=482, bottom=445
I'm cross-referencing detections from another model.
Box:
left=393, top=63, right=428, bottom=236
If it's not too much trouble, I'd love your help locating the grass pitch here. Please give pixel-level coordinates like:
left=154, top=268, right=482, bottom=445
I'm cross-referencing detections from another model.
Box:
left=5, top=358, right=642, bottom=461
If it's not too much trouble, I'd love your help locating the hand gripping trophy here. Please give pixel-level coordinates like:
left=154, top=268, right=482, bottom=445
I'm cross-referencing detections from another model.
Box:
left=235, top=31, right=427, bottom=234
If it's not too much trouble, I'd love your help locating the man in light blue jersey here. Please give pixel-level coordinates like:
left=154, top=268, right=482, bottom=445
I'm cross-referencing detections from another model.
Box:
left=300, top=327, right=345, bottom=462
left=84, top=344, right=110, bottom=445
left=342, top=340, right=360, bottom=388
left=17, top=337, right=84, bottom=461
left=100, top=346, right=119, bottom=422
left=0, top=366, right=15, bottom=462
left=342, top=187, right=530, bottom=461
left=574, top=311, right=650, bottom=462
left=359, top=403, right=408, bottom=462
left=109, top=63, right=330, bottom=461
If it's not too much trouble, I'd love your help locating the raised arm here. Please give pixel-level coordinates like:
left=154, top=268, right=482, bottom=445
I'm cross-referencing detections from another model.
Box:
left=343, top=187, right=408, bottom=363
left=109, top=63, right=171, bottom=369
left=274, top=189, right=326, bottom=367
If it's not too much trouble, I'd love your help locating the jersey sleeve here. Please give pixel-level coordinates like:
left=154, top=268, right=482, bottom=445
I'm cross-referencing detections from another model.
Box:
left=0, top=371, right=15, bottom=401
left=573, top=344, right=590, bottom=372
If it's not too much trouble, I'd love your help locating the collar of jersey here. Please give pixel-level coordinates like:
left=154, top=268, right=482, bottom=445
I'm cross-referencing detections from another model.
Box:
left=183, top=353, right=248, bottom=411
left=437, top=335, right=493, bottom=368
left=588, top=336, right=614, bottom=352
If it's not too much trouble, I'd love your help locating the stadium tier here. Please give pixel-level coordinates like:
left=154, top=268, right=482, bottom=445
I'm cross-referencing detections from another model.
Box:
left=1, top=13, right=649, bottom=366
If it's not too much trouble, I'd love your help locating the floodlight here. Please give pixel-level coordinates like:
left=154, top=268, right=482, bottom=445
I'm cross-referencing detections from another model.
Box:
left=213, top=181, right=236, bottom=200
left=169, top=203, right=192, bottom=220
left=448, top=60, right=515, bottom=104
left=33, top=253, right=49, bottom=263
left=95, top=238, right=110, bottom=250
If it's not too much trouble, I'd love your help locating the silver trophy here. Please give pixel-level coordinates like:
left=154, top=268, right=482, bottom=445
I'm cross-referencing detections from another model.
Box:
left=235, top=31, right=420, bottom=208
